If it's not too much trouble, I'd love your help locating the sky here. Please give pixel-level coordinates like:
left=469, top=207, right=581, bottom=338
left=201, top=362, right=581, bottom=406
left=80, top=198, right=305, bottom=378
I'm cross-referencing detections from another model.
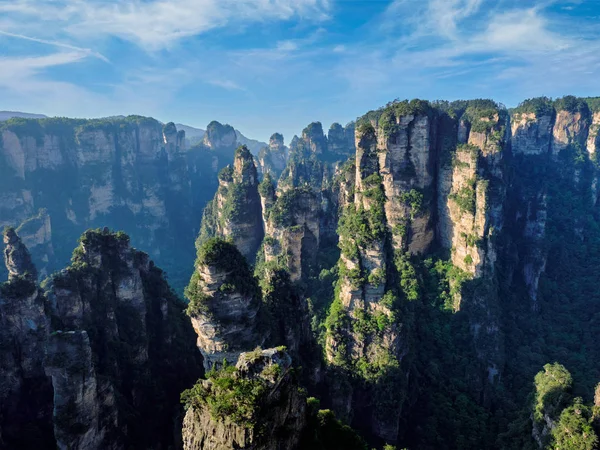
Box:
left=1, top=0, right=599, bottom=142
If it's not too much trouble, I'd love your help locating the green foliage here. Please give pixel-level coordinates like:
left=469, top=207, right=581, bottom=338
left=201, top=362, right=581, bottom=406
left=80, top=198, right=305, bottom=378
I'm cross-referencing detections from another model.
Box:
left=554, top=96, right=591, bottom=115
left=338, top=202, right=387, bottom=252
left=400, top=189, right=424, bottom=219
left=462, top=99, right=505, bottom=134
left=550, top=398, right=598, bottom=450
left=449, top=178, right=477, bottom=215
left=584, top=97, right=600, bottom=113
left=533, top=363, right=573, bottom=422
left=394, top=251, right=420, bottom=302
left=181, top=362, right=268, bottom=429
left=300, top=406, right=368, bottom=450
left=186, top=238, right=260, bottom=316
left=357, top=99, right=432, bottom=130
left=258, top=173, right=275, bottom=198
left=512, top=97, right=555, bottom=117
left=268, top=186, right=313, bottom=227
left=0, top=274, right=37, bottom=299
left=367, top=268, right=385, bottom=287
left=431, top=258, right=472, bottom=310
left=324, top=297, right=351, bottom=367
left=218, top=165, right=234, bottom=182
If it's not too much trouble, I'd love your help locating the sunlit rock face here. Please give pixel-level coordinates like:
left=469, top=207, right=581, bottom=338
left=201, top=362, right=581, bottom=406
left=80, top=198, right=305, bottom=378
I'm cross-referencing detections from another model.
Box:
left=182, top=348, right=306, bottom=450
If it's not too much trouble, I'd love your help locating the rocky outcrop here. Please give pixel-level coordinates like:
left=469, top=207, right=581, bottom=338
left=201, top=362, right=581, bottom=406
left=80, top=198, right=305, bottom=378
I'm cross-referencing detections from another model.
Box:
left=203, top=121, right=237, bottom=150
left=182, top=348, right=306, bottom=450
left=3, top=226, right=37, bottom=281
left=45, top=331, right=118, bottom=450
left=586, top=111, right=600, bottom=155
left=257, top=133, right=289, bottom=180
left=511, top=111, right=554, bottom=156
left=198, top=146, right=264, bottom=263
left=0, top=228, right=53, bottom=448
left=46, top=228, right=202, bottom=449
left=327, top=122, right=356, bottom=161
left=14, top=209, right=54, bottom=279
left=375, top=103, right=436, bottom=254
left=186, top=238, right=264, bottom=370
left=325, top=120, right=406, bottom=441
left=438, top=104, right=508, bottom=278
left=261, top=186, right=321, bottom=282
left=0, top=116, right=236, bottom=293
left=551, top=108, right=590, bottom=155
left=508, top=97, right=599, bottom=308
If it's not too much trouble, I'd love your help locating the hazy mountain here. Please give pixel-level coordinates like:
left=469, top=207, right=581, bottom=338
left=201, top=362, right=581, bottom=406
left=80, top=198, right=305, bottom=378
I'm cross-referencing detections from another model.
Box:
left=0, top=111, right=47, bottom=121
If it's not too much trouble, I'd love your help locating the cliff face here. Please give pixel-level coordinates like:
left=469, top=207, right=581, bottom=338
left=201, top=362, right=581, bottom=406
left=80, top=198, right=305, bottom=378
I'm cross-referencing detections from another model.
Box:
left=44, top=330, right=118, bottom=450
left=0, top=228, right=53, bottom=449
left=257, top=133, right=289, bottom=181
left=182, top=348, right=306, bottom=450
left=322, top=100, right=511, bottom=441
left=198, top=146, right=264, bottom=262
left=325, top=120, right=407, bottom=441
left=0, top=227, right=202, bottom=450
left=186, top=238, right=264, bottom=370
left=260, top=121, right=350, bottom=282
left=0, top=117, right=236, bottom=292
left=507, top=98, right=599, bottom=309
left=44, top=228, right=203, bottom=449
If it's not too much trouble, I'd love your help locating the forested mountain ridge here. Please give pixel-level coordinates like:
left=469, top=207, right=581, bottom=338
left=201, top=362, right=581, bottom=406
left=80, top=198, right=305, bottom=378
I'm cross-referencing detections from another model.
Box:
left=2, top=95, right=600, bottom=450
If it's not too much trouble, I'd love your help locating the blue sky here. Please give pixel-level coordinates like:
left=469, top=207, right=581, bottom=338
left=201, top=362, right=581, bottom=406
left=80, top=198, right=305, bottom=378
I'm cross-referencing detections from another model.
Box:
left=1, top=0, right=599, bottom=142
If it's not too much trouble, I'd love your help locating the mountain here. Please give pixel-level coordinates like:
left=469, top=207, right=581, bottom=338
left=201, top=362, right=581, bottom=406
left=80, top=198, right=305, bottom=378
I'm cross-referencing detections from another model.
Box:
left=174, top=122, right=268, bottom=153
left=235, top=129, right=268, bottom=154
left=0, top=111, right=47, bottom=121
left=175, top=123, right=205, bottom=146
left=0, top=227, right=202, bottom=449
left=3, top=95, right=600, bottom=450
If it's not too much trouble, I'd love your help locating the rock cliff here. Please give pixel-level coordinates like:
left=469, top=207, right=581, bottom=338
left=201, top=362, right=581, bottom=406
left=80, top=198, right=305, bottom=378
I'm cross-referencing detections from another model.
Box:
left=257, top=133, right=289, bottom=180
left=181, top=348, right=306, bottom=450
left=0, top=116, right=237, bottom=292
left=45, top=228, right=203, bottom=449
left=185, top=238, right=264, bottom=370
left=0, top=227, right=202, bottom=449
left=0, top=228, right=53, bottom=449
left=198, top=146, right=264, bottom=263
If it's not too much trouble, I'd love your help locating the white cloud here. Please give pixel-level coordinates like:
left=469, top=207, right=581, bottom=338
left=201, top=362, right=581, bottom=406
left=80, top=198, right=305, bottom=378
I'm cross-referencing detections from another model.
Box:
left=0, top=30, right=110, bottom=62
left=277, top=40, right=299, bottom=52
left=0, top=0, right=330, bottom=50
left=426, top=0, right=483, bottom=39
left=208, top=79, right=245, bottom=91
left=334, top=0, right=600, bottom=106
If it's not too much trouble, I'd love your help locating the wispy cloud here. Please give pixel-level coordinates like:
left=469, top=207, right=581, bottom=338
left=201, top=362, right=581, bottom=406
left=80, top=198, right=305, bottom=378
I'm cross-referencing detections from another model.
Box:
left=335, top=0, right=598, bottom=105
left=208, top=79, right=245, bottom=91
left=0, top=30, right=110, bottom=62
left=0, top=0, right=331, bottom=50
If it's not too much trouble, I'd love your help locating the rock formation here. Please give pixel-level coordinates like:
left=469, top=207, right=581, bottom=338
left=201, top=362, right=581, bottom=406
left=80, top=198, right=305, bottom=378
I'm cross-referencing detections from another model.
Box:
left=0, top=228, right=53, bottom=449
left=181, top=348, right=306, bottom=450
left=45, top=330, right=117, bottom=450
left=257, top=133, right=289, bottom=180
left=3, top=226, right=38, bottom=281
left=198, top=146, right=264, bottom=262
left=203, top=121, right=237, bottom=150
left=0, top=116, right=236, bottom=292
left=0, top=227, right=202, bottom=449
left=185, top=238, right=264, bottom=370
left=44, top=228, right=203, bottom=449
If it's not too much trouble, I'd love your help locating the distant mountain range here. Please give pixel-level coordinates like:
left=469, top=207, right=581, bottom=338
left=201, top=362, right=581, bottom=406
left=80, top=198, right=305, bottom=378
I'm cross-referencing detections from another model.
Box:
left=0, top=111, right=267, bottom=153
left=0, top=111, right=47, bottom=121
